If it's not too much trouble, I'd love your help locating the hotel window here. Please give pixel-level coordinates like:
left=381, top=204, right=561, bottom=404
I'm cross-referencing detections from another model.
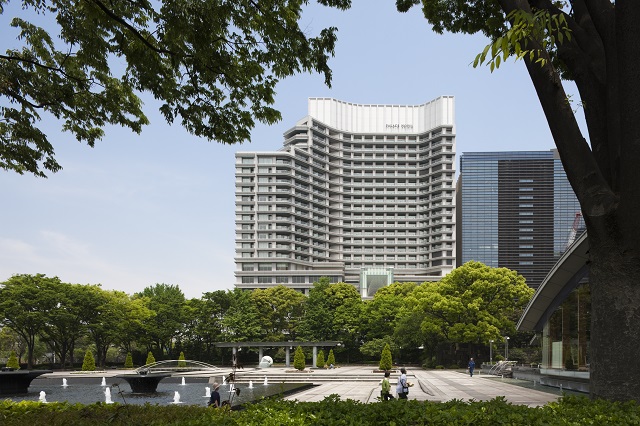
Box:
left=241, top=158, right=254, bottom=164
left=275, top=276, right=289, bottom=283
left=242, top=264, right=254, bottom=271
left=292, top=276, right=306, bottom=284
left=257, top=276, right=273, bottom=283
left=242, top=277, right=254, bottom=283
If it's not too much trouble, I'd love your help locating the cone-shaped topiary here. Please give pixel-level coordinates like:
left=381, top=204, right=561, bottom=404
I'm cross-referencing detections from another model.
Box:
left=293, top=346, right=305, bottom=371
left=82, top=349, right=96, bottom=371
left=146, top=351, right=156, bottom=365
left=124, top=352, right=133, bottom=368
left=6, top=351, right=19, bottom=370
left=379, top=343, right=393, bottom=371
left=327, top=349, right=336, bottom=367
left=316, top=349, right=325, bottom=368
left=178, top=351, right=186, bottom=367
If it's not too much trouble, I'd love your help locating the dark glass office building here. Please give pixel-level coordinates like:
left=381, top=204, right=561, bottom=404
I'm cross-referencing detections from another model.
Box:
left=456, top=150, right=583, bottom=289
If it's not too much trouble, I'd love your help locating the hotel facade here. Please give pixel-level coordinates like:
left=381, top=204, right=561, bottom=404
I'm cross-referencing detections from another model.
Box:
left=234, top=97, right=456, bottom=297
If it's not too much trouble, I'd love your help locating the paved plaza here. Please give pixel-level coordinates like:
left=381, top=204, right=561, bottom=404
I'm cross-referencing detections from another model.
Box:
left=277, top=366, right=559, bottom=407
left=42, top=365, right=561, bottom=407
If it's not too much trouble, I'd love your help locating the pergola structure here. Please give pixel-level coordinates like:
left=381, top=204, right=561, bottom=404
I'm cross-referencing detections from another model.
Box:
left=214, top=341, right=342, bottom=368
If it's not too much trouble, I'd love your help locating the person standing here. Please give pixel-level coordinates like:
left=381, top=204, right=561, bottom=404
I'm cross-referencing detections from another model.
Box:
left=396, top=367, right=408, bottom=399
left=381, top=371, right=394, bottom=400
left=468, top=358, right=476, bottom=377
left=208, top=382, right=221, bottom=407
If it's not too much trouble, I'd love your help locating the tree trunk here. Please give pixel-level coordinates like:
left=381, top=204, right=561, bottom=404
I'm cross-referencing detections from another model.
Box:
left=589, top=240, right=640, bottom=401
left=27, top=336, right=35, bottom=370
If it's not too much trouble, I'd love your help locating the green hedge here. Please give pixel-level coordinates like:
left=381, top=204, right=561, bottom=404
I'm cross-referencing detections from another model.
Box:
left=2, top=395, right=640, bottom=425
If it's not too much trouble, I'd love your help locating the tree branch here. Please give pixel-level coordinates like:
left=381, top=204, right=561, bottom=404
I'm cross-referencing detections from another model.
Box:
left=497, top=0, right=617, bottom=225
left=0, top=54, right=91, bottom=86
left=87, top=0, right=173, bottom=56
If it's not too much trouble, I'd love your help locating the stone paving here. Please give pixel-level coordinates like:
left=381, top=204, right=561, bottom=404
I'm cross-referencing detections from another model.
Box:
left=280, top=366, right=560, bottom=407
left=41, top=365, right=561, bottom=407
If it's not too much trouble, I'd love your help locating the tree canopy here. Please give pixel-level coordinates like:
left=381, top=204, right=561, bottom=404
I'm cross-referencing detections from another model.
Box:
left=0, top=0, right=351, bottom=177
left=410, top=261, right=532, bottom=344
left=0, top=274, right=60, bottom=368
left=0, top=271, right=532, bottom=368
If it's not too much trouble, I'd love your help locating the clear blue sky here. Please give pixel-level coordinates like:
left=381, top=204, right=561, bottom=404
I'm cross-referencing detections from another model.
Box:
left=0, top=1, right=574, bottom=299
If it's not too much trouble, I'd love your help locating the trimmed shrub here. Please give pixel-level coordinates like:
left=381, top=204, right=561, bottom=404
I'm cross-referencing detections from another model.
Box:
left=327, top=349, right=336, bottom=367
left=6, top=351, right=19, bottom=370
left=124, top=352, right=133, bottom=368
left=293, top=346, right=305, bottom=371
left=81, top=350, right=96, bottom=371
left=146, top=351, right=156, bottom=365
left=379, top=343, right=393, bottom=371
left=316, top=350, right=325, bottom=368
left=1, top=394, right=634, bottom=425
left=178, top=351, right=186, bottom=368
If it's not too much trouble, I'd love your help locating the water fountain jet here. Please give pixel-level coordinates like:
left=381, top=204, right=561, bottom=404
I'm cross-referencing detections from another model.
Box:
left=38, top=391, right=47, bottom=403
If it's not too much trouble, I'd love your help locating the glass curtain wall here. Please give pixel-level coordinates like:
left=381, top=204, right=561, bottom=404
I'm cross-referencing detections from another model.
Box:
left=542, top=283, right=590, bottom=370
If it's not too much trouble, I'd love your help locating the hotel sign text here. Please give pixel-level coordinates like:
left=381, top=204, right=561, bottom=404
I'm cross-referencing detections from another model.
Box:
left=385, top=124, right=414, bottom=130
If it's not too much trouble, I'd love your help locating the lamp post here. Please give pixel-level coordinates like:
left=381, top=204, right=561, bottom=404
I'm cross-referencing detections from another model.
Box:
left=489, top=340, right=494, bottom=364
left=504, top=336, right=510, bottom=360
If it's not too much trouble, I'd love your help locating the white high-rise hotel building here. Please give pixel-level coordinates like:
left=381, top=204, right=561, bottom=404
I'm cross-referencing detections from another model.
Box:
left=235, top=97, right=456, bottom=297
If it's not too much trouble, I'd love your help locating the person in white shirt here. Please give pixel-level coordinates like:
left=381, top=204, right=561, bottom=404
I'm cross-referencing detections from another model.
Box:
left=396, top=367, right=408, bottom=399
